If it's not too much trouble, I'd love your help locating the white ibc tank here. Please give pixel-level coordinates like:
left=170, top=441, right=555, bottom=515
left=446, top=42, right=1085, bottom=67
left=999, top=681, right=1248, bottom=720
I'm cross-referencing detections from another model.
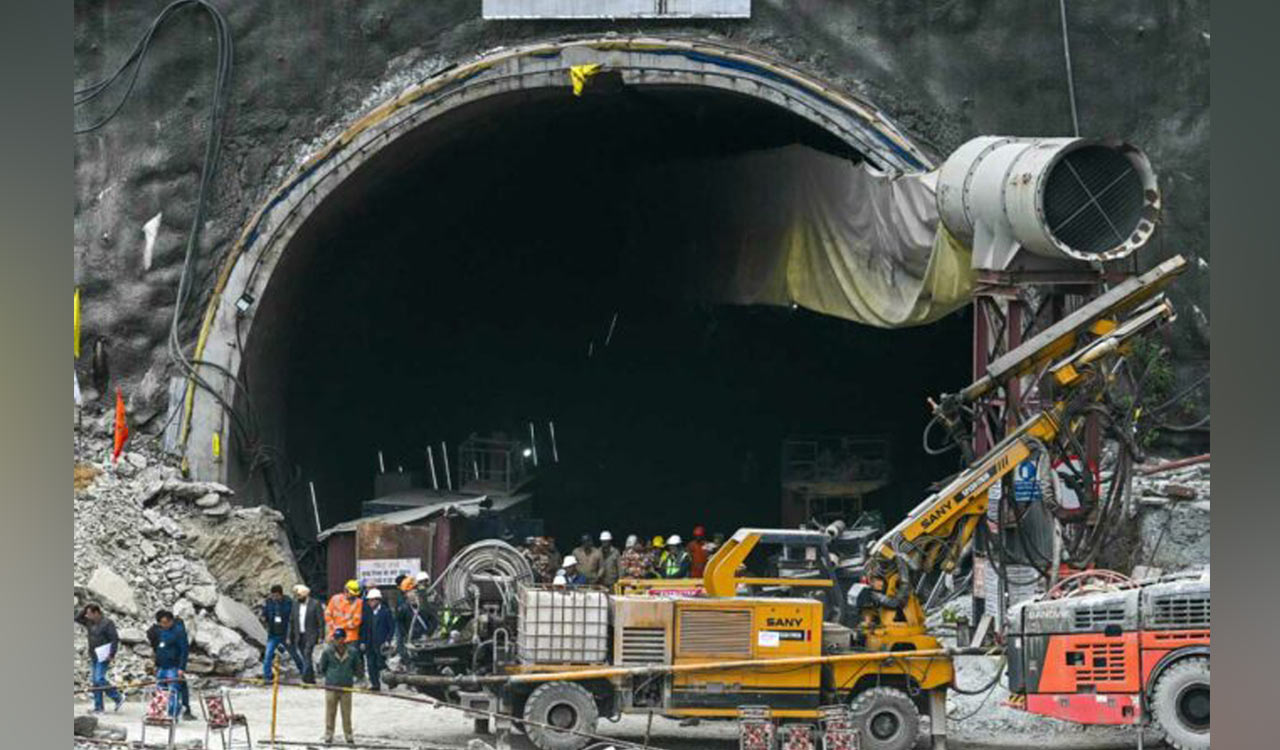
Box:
left=518, top=587, right=610, bottom=664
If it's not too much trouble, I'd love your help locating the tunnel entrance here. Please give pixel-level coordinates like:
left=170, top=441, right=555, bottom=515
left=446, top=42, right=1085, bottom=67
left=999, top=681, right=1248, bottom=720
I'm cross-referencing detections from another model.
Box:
left=230, top=82, right=970, bottom=549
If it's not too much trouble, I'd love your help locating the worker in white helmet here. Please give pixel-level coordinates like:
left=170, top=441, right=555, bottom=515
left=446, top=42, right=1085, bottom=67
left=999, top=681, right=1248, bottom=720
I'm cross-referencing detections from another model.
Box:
left=598, top=530, right=620, bottom=590
left=560, top=555, right=586, bottom=586
left=660, top=534, right=691, bottom=579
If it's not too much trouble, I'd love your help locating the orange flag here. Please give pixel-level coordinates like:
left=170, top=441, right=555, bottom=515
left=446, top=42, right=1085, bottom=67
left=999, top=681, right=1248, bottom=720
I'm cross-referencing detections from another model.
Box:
left=112, top=387, right=129, bottom=463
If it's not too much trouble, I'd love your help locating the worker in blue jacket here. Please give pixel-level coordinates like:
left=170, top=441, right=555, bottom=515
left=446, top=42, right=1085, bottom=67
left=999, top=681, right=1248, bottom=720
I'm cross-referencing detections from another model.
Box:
left=150, top=610, right=189, bottom=719
left=147, top=611, right=194, bottom=720
left=359, top=588, right=395, bottom=691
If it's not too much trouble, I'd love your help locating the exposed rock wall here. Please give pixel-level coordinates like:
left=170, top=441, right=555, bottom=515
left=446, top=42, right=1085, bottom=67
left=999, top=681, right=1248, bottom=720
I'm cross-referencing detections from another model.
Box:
left=73, top=0, right=1210, bottom=432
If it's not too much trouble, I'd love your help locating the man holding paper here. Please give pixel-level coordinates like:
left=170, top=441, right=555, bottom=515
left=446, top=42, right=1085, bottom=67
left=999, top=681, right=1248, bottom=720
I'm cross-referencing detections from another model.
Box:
left=75, top=603, right=123, bottom=713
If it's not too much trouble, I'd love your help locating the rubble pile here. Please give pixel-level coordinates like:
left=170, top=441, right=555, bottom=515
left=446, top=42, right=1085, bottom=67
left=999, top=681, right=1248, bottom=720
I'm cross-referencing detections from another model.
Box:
left=72, top=429, right=299, bottom=687
left=1130, top=457, right=1211, bottom=573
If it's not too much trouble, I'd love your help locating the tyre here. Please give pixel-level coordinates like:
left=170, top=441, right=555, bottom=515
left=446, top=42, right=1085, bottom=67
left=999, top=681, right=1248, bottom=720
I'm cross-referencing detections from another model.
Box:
left=849, top=687, right=919, bottom=750
left=521, top=682, right=600, bottom=750
left=1150, top=656, right=1210, bottom=750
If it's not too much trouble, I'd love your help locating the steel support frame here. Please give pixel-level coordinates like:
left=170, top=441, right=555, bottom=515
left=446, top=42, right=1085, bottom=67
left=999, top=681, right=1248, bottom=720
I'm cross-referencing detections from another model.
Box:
left=969, top=267, right=1115, bottom=625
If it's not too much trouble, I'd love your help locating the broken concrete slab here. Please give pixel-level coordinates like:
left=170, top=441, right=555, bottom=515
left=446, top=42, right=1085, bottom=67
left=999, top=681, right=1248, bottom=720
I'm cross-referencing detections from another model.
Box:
left=202, top=503, right=231, bottom=517
left=87, top=566, right=139, bottom=616
left=187, top=584, right=218, bottom=609
left=118, top=627, right=147, bottom=644
left=194, top=492, right=223, bottom=508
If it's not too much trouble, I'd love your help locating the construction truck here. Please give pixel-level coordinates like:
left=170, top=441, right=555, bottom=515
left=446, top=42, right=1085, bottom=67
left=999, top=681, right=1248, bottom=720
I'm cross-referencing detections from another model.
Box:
left=390, top=255, right=1192, bottom=750
left=1005, top=567, right=1210, bottom=750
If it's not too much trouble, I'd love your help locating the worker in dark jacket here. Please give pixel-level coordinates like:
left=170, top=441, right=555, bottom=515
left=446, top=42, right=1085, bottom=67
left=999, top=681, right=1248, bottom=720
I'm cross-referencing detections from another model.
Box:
left=286, top=584, right=325, bottom=684
left=392, top=575, right=414, bottom=660
left=261, top=584, right=302, bottom=682
left=149, top=610, right=189, bottom=719
left=147, top=611, right=195, bottom=719
left=359, top=588, right=395, bottom=691
left=75, top=603, right=123, bottom=713
left=318, top=629, right=364, bottom=745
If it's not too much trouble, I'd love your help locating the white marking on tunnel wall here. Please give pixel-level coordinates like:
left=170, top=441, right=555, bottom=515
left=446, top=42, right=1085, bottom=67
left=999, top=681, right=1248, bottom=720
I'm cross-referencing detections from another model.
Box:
left=142, top=212, right=162, bottom=271
left=483, top=0, right=751, bottom=19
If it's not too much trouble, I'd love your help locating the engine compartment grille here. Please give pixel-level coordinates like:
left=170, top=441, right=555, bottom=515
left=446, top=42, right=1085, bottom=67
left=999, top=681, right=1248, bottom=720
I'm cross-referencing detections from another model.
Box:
left=620, top=627, right=667, bottom=665
left=1149, top=594, right=1211, bottom=629
left=677, top=608, right=751, bottom=656
left=1072, top=606, right=1126, bottom=631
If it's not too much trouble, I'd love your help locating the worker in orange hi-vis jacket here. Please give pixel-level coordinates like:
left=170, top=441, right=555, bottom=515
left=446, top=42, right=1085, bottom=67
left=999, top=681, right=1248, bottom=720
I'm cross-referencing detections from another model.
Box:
left=325, top=580, right=364, bottom=644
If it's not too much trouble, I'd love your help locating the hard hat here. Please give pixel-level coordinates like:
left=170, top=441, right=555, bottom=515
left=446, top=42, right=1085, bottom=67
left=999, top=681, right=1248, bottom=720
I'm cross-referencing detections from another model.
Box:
left=693, top=525, right=706, bottom=537
left=344, top=580, right=360, bottom=594
left=553, top=573, right=567, bottom=586
left=562, top=555, right=579, bottom=567
left=366, top=588, right=383, bottom=600
left=667, top=534, right=682, bottom=546
left=652, top=535, right=665, bottom=548
left=399, top=576, right=416, bottom=593
left=625, top=534, right=638, bottom=548
left=599, top=530, right=612, bottom=542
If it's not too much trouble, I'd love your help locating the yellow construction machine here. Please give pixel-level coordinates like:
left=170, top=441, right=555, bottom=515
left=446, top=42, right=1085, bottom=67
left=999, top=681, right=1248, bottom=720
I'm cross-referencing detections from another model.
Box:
left=390, top=256, right=1187, bottom=750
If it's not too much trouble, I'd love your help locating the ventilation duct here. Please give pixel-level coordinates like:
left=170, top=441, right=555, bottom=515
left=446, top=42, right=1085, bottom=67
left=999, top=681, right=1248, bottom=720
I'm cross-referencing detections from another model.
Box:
left=936, top=137, right=1161, bottom=269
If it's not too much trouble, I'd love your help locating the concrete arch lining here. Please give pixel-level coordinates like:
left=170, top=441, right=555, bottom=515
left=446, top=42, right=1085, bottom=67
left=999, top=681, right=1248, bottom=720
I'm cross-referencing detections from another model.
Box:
left=182, top=35, right=936, bottom=483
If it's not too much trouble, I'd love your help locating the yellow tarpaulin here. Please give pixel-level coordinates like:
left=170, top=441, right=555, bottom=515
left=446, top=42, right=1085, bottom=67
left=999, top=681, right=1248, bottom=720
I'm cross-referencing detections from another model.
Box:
left=569, top=64, right=602, bottom=96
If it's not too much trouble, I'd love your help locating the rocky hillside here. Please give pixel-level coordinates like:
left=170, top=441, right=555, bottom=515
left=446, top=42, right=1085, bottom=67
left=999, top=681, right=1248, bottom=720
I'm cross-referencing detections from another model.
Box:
left=72, top=429, right=302, bottom=686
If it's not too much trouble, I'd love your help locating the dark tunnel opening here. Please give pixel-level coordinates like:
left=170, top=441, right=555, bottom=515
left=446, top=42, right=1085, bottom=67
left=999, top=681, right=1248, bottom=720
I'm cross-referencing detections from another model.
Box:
left=236, top=85, right=972, bottom=552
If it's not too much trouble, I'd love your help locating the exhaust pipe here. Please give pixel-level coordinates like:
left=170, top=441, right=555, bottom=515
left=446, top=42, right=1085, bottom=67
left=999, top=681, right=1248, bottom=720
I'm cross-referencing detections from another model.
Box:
left=936, top=137, right=1161, bottom=268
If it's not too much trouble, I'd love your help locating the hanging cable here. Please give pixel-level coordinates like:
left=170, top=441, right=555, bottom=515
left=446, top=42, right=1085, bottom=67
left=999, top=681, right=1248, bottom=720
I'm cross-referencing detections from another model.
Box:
left=1059, top=0, right=1081, bottom=136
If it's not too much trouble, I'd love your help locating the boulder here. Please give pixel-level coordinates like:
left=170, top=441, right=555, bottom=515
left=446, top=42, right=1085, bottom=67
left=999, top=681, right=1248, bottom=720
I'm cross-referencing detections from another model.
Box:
left=87, top=566, right=139, bottom=616
left=74, top=715, right=98, bottom=737
left=202, top=504, right=231, bottom=517
left=187, top=585, right=218, bottom=609
left=162, top=479, right=233, bottom=501
left=195, top=492, right=223, bottom=508
left=118, top=628, right=147, bottom=644
left=192, top=615, right=259, bottom=670
left=186, top=654, right=216, bottom=674
left=215, top=594, right=267, bottom=646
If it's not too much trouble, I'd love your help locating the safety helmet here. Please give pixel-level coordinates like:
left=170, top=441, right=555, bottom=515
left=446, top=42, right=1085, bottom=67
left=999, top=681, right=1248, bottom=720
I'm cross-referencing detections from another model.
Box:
left=552, top=573, right=567, bottom=586
left=693, top=525, right=706, bottom=537
left=562, top=555, right=579, bottom=567
left=625, top=534, right=638, bottom=548
left=398, top=576, right=416, bottom=593
left=344, top=579, right=360, bottom=594
left=652, top=535, right=665, bottom=548
left=667, top=534, right=682, bottom=546
left=599, top=530, right=612, bottom=542
left=366, top=588, right=383, bottom=600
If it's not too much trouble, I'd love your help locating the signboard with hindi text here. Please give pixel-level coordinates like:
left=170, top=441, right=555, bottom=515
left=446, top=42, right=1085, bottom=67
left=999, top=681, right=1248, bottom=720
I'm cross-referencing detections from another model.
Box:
left=355, top=557, right=422, bottom=587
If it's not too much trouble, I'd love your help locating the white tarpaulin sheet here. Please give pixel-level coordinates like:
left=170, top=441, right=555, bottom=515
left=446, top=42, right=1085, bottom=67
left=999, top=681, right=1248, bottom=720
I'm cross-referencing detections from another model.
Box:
left=634, top=144, right=973, bottom=328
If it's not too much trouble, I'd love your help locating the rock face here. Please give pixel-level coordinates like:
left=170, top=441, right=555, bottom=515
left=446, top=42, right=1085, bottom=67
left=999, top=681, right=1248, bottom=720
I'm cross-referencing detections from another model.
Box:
left=73, top=429, right=292, bottom=687
left=183, top=506, right=303, bottom=605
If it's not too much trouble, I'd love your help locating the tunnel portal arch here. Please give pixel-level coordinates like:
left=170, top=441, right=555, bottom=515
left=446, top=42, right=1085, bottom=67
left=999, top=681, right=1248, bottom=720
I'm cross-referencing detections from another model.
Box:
left=182, top=35, right=939, bottom=484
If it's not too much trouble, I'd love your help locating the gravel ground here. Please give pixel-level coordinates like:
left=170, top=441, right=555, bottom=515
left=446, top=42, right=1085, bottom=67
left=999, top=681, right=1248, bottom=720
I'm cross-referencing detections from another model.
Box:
left=73, top=681, right=1159, bottom=750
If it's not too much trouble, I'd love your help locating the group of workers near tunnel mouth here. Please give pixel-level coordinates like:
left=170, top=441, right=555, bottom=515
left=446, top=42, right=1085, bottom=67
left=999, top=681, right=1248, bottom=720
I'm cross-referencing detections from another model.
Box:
left=521, top=525, right=723, bottom=588
left=77, top=575, right=442, bottom=746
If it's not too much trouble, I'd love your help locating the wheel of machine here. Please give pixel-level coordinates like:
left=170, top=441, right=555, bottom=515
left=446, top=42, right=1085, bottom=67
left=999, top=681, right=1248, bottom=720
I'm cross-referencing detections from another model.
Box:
left=849, top=687, right=919, bottom=750
left=521, top=682, right=600, bottom=750
left=1151, top=657, right=1210, bottom=750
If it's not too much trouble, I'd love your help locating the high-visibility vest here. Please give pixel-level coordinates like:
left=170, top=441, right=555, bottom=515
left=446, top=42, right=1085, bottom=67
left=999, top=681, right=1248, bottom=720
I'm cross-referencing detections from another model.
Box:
left=325, top=593, right=363, bottom=642
left=662, top=550, right=689, bottom=578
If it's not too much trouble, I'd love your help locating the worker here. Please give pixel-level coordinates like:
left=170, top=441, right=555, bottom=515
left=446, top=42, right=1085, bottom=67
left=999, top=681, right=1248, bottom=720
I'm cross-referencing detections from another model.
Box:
left=649, top=535, right=666, bottom=579
left=325, top=580, right=364, bottom=645
left=318, top=628, right=364, bottom=746
left=261, top=584, right=301, bottom=683
left=147, top=608, right=194, bottom=720
left=619, top=534, right=651, bottom=579
left=661, top=534, right=691, bottom=579
left=149, top=610, right=188, bottom=719
left=75, top=603, right=123, bottom=714
left=360, top=588, right=394, bottom=691
left=688, top=525, right=710, bottom=577
left=525, top=537, right=559, bottom=583
left=287, top=584, right=325, bottom=684
left=392, top=575, right=413, bottom=660
left=560, top=556, right=587, bottom=586
left=551, top=571, right=568, bottom=588
left=570, top=533, right=603, bottom=584
left=598, top=531, right=620, bottom=590
left=406, top=576, right=438, bottom=642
